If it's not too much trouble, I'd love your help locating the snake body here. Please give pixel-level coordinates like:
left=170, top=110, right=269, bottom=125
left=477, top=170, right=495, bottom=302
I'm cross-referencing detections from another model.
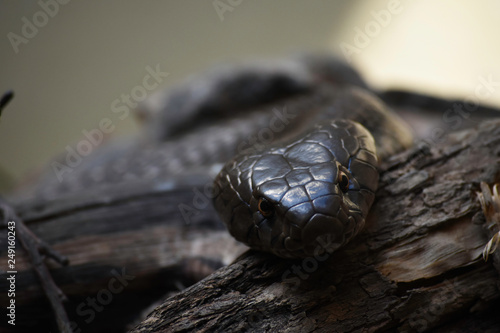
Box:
left=15, top=56, right=412, bottom=259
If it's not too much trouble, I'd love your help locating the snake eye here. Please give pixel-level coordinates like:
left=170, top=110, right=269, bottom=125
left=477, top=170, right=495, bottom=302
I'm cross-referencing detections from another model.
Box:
left=338, top=171, right=350, bottom=193
left=258, top=197, right=275, bottom=218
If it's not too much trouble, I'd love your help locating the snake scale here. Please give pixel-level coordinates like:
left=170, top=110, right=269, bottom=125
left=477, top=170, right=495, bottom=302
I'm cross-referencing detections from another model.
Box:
left=16, top=55, right=413, bottom=259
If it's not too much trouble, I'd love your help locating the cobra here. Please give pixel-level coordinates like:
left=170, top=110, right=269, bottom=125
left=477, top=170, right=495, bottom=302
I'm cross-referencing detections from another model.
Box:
left=213, top=86, right=413, bottom=258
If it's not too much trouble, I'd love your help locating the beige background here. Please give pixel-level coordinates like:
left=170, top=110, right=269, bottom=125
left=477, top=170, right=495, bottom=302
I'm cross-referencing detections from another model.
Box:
left=1, top=0, right=500, bottom=192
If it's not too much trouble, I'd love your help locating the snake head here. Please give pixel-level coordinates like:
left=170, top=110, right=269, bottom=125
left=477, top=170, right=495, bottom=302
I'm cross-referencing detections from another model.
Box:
left=213, top=119, right=379, bottom=258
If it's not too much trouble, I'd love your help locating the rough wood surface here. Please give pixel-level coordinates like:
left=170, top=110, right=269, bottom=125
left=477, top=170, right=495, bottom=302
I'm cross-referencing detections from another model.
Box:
left=2, top=55, right=500, bottom=332
left=0, top=174, right=246, bottom=332
left=131, top=119, right=500, bottom=333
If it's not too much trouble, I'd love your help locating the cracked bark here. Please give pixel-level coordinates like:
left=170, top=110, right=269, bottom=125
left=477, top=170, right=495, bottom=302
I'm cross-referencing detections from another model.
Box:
left=0, top=175, right=246, bottom=332
left=2, top=58, right=500, bottom=332
left=131, top=119, right=500, bottom=333
left=1, top=107, right=499, bottom=332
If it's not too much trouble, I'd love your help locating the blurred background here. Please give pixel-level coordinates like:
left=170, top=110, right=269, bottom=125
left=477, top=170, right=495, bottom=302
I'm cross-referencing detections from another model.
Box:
left=1, top=0, right=500, bottom=192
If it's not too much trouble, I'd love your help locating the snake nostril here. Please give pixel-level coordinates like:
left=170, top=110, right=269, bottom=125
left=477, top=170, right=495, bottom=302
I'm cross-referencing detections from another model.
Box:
left=258, top=197, right=275, bottom=218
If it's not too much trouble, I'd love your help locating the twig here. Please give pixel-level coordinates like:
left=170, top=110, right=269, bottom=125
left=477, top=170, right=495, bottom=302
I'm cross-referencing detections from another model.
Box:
left=0, top=92, right=70, bottom=332
left=1, top=197, right=71, bottom=332
left=0, top=90, right=14, bottom=117
left=477, top=182, right=500, bottom=261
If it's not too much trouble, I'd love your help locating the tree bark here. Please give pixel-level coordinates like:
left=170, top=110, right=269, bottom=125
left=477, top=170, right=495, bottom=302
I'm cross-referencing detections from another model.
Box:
left=0, top=174, right=246, bottom=332
left=130, top=119, right=500, bottom=333
left=2, top=57, right=499, bottom=332
left=2, top=119, right=499, bottom=332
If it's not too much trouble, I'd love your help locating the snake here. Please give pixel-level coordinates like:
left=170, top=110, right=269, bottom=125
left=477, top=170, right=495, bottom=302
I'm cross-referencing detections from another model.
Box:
left=212, top=85, right=412, bottom=258
left=15, top=55, right=412, bottom=260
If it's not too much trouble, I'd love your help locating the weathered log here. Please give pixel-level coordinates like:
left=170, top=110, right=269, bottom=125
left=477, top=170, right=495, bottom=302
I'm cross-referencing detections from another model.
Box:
left=1, top=54, right=499, bottom=332
left=131, top=119, right=500, bottom=333
left=0, top=174, right=246, bottom=332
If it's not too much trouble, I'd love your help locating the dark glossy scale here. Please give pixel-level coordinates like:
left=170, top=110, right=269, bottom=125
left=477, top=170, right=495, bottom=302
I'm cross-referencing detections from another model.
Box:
left=214, top=118, right=379, bottom=258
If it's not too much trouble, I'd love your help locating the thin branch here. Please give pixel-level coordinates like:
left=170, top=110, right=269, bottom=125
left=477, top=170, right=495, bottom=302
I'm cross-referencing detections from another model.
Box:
left=1, top=197, right=71, bottom=333
left=0, top=90, right=14, bottom=117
